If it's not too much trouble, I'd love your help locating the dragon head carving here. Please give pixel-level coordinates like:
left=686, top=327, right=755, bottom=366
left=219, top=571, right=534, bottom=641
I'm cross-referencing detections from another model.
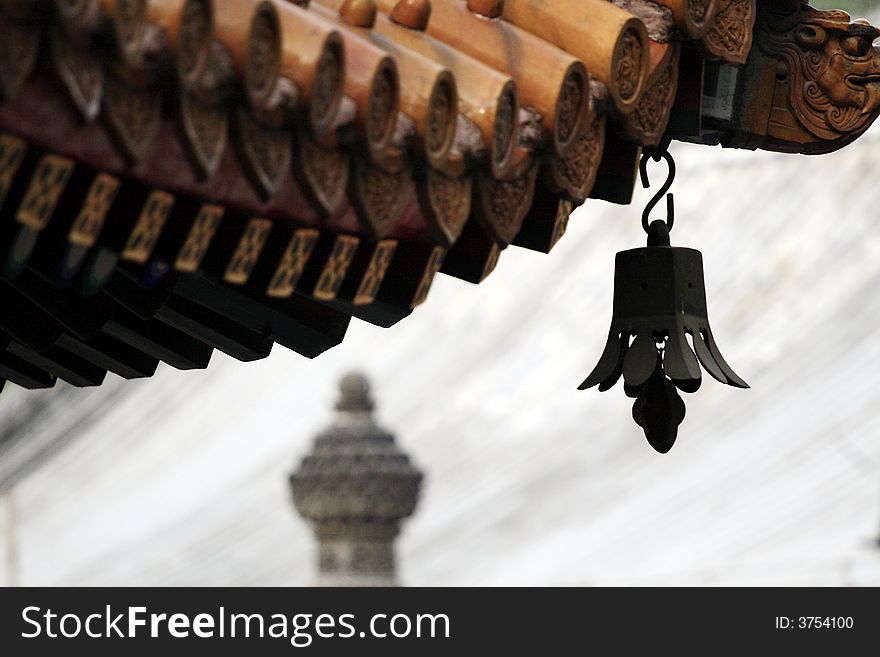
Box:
left=756, top=3, right=880, bottom=153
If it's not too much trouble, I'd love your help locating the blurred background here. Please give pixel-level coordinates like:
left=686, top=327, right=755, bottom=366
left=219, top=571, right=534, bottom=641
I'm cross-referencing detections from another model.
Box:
left=815, top=0, right=877, bottom=10
left=2, top=0, right=880, bottom=586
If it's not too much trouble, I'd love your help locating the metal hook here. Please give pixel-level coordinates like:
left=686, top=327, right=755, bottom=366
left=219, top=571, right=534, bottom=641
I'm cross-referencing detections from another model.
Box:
left=639, top=149, right=675, bottom=234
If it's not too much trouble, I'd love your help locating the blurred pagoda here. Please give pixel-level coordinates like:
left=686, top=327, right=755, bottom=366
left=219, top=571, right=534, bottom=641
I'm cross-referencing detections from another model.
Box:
left=290, top=372, right=422, bottom=586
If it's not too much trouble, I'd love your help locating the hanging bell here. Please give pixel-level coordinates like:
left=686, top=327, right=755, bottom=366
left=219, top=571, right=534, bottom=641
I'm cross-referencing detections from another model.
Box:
left=579, top=151, right=747, bottom=453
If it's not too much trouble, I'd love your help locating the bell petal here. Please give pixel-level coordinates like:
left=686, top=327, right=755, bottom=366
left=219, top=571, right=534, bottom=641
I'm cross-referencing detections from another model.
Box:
left=663, top=329, right=702, bottom=392
left=691, top=328, right=728, bottom=384
left=703, top=327, right=749, bottom=389
left=598, top=332, right=630, bottom=391
left=579, top=330, right=624, bottom=390
left=673, top=374, right=701, bottom=394
left=623, top=331, right=657, bottom=387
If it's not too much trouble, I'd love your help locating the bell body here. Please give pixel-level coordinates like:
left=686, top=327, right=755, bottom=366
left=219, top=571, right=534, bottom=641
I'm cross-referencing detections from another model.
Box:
left=613, top=244, right=708, bottom=331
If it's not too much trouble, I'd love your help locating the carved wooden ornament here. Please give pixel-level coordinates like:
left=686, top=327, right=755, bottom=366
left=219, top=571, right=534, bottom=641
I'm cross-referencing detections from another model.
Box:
left=348, top=156, right=409, bottom=240
left=654, top=0, right=718, bottom=40
left=121, top=190, right=176, bottom=264
left=0, top=19, right=40, bottom=100
left=233, top=107, right=291, bottom=200
left=726, top=4, right=880, bottom=154
left=175, top=204, right=224, bottom=273
left=621, top=42, right=682, bottom=146
left=542, top=112, right=607, bottom=203
left=353, top=238, right=398, bottom=306
left=179, top=93, right=229, bottom=180
left=416, top=169, right=472, bottom=248
left=0, top=133, right=27, bottom=211
left=293, top=130, right=349, bottom=216
left=176, top=0, right=215, bottom=90
left=67, top=173, right=121, bottom=247
left=702, top=0, right=756, bottom=65
left=313, top=234, right=360, bottom=301
left=266, top=228, right=321, bottom=298
left=102, top=76, right=162, bottom=163
left=15, top=155, right=76, bottom=231
left=224, top=218, right=273, bottom=285
left=177, top=37, right=234, bottom=179
left=474, top=163, right=540, bottom=246
left=50, top=31, right=104, bottom=121
left=410, top=245, right=445, bottom=307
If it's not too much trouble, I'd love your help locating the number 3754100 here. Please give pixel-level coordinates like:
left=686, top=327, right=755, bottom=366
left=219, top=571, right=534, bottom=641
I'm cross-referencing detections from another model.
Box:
left=775, top=617, right=854, bottom=629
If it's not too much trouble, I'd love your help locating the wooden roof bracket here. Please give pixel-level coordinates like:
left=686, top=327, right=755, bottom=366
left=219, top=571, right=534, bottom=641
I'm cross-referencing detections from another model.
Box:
left=700, top=1, right=880, bottom=154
